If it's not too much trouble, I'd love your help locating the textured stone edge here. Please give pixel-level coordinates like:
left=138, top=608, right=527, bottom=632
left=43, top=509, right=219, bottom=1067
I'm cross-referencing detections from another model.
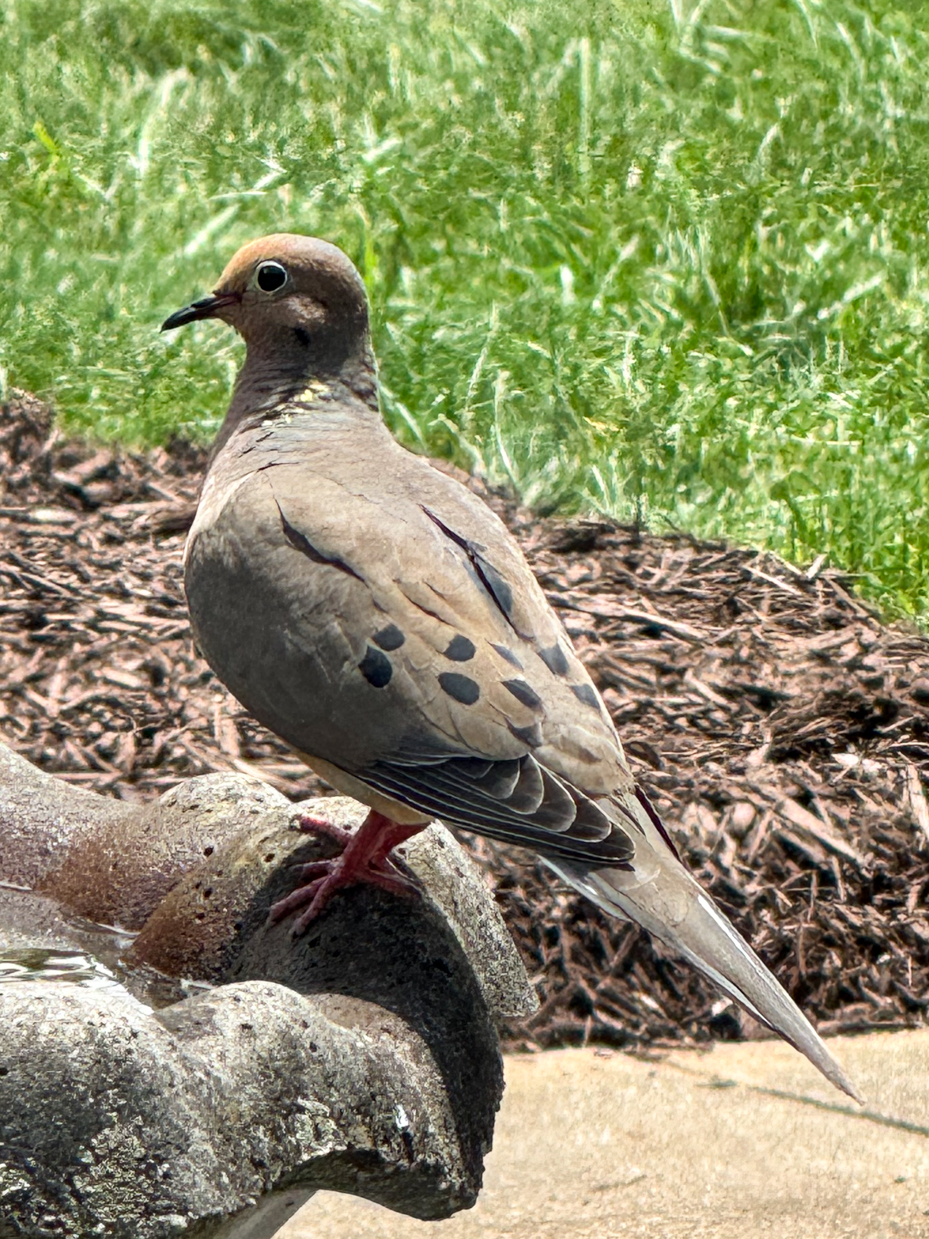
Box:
left=0, top=980, right=491, bottom=1238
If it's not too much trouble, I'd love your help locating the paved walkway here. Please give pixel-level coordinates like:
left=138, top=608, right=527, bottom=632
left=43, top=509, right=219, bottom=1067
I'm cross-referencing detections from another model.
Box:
left=280, top=1030, right=929, bottom=1239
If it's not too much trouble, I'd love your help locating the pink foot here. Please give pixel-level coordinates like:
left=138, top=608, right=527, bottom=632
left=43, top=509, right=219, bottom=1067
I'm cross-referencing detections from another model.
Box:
left=288, top=813, right=354, bottom=847
left=270, top=810, right=427, bottom=936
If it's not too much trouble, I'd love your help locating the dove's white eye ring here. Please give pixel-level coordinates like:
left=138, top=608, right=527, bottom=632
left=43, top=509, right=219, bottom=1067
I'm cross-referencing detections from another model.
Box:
left=256, top=261, right=288, bottom=292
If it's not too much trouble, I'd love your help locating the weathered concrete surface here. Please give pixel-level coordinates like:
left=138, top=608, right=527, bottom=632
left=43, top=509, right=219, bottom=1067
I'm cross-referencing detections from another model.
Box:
left=0, top=745, right=536, bottom=1237
left=0, top=886, right=98, bottom=952
left=290, top=1031, right=929, bottom=1239
left=129, top=797, right=535, bottom=1024
left=0, top=741, right=289, bottom=927
left=0, top=980, right=498, bottom=1238
left=40, top=772, right=291, bottom=931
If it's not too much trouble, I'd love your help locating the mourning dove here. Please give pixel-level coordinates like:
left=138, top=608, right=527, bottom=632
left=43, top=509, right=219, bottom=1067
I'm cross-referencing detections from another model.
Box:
left=163, top=234, right=859, bottom=1101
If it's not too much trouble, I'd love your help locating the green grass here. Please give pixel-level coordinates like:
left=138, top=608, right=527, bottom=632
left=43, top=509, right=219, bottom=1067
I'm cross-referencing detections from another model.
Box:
left=3, top=0, right=929, bottom=615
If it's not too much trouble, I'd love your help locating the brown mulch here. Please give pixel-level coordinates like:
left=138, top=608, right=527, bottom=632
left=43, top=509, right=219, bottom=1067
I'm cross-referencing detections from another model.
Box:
left=1, top=392, right=928, bottom=1052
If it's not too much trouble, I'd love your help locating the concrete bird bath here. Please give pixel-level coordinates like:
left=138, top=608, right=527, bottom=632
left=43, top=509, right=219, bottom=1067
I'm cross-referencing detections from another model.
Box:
left=0, top=741, right=535, bottom=1238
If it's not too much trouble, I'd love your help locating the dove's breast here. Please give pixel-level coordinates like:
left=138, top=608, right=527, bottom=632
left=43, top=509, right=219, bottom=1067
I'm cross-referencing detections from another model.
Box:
left=185, top=465, right=421, bottom=774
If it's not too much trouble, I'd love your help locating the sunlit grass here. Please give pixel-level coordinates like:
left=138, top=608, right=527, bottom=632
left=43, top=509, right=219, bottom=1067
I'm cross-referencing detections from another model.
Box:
left=2, top=0, right=929, bottom=615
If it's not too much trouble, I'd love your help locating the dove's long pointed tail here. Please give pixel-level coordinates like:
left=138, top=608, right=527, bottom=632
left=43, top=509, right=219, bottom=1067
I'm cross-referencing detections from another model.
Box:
left=546, top=854, right=862, bottom=1104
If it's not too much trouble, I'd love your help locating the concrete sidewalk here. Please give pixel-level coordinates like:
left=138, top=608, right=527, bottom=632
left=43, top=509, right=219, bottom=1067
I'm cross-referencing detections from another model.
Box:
left=280, top=1030, right=929, bottom=1239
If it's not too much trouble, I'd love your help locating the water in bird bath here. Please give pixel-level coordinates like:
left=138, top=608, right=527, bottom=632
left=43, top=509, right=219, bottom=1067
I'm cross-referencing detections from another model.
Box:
left=0, top=884, right=211, bottom=1012
left=0, top=945, right=142, bottom=996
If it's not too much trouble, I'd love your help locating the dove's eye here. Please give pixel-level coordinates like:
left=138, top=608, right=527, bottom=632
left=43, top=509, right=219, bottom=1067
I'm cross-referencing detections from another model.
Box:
left=256, top=261, right=288, bottom=292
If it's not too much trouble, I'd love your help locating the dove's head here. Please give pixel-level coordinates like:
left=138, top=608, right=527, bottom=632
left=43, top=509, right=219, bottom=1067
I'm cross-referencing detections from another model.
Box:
left=162, top=234, right=376, bottom=406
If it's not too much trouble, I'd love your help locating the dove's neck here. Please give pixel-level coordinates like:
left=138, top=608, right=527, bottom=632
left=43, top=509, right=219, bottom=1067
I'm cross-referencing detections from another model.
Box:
left=212, top=336, right=380, bottom=460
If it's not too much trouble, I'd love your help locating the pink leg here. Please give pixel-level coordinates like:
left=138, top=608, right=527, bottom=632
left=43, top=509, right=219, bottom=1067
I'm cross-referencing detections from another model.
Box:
left=270, top=809, right=428, bottom=936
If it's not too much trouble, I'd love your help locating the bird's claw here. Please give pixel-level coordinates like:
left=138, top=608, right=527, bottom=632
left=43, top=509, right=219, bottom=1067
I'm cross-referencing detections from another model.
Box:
left=270, top=810, right=424, bottom=935
left=288, top=812, right=354, bottom=848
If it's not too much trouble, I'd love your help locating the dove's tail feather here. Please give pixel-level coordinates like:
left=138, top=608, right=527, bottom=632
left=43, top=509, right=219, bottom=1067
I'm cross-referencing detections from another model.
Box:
left=545, top=855, right=862, bottom=1104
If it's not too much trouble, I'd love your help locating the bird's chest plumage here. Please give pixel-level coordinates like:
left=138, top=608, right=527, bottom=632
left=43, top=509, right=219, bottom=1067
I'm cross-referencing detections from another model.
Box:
left=185, top=440, right=426, bottom=769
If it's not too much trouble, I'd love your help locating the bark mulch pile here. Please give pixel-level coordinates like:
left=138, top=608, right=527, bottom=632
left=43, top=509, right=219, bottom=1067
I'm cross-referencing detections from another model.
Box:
left=2, top=392, right=927, bottom=1052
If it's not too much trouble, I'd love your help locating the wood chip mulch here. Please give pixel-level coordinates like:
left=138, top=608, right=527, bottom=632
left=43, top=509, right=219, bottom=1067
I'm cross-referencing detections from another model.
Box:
left=1, top=392, right=927, bottom=1053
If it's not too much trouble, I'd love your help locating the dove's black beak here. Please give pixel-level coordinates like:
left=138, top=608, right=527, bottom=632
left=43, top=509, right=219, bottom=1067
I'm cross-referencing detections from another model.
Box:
left=161, top=291, right=241, bottom=331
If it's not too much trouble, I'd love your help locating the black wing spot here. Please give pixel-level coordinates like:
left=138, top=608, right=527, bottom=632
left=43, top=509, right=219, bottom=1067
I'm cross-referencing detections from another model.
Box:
left=444, top=634, right=476, bottom=662
left=475, top=557, right=513, bottom=616
left=359, top=646, right=392, bottom=688
left=539, top=643, right=570, bottom=676
left=402, top=591, right=449, bottom=625
left=508, top=719, right=543, bottom=747
left=503, top=678, right=544, bottom=711
left=571, top=683, right=601, bottom=711
left=277, top=504, right=362, bottom=581
left=438, top=671, right=481, bottom=705
left=373, top=624, right=405, bottom=651
left=421, top=506, right=520, bottom=632
left=490, top=642, right=523, bottom=669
